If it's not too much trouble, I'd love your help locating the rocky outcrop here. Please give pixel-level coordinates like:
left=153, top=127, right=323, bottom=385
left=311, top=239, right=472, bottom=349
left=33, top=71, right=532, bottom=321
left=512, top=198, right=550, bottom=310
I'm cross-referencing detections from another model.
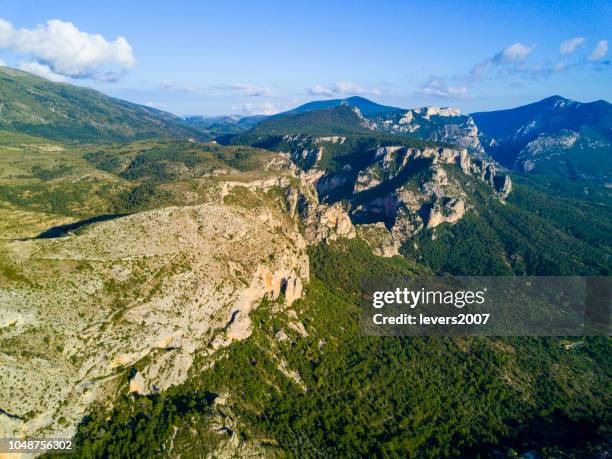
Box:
left=0, top=190, right=309, bottom=440
left=371, top=108, right=486, bottom=155
left=286, top=177, right=357, bottom=243
left=426, top=197, right=466, bottom=228
left=301, top=143, right=512, bottom=250
left=493, top=174, right=513, bottom=199
left=357, top=222, right=400, bottom=257
left=301, top=201, right=356, bottom=242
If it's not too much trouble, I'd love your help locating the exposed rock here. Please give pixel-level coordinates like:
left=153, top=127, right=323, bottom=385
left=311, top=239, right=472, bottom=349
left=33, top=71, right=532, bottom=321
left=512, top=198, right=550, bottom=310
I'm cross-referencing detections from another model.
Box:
left=306, top=202, right=356, bottom=242
left=0, top=188, right=309, bottom=440
left=356, top=222, right=399, bottom=257
left=274, top=330, right=289, bottom=342
left=494, top=175, right=513, bottom=199
left=129, top=371, right=146, bottom=394
left=426, top=197, right=466, bottom=228
left=371, top=109, right=486, bottom=155
left=289, top=177, right=357, bottom=243
left=284, top=276, right=303, bottom=306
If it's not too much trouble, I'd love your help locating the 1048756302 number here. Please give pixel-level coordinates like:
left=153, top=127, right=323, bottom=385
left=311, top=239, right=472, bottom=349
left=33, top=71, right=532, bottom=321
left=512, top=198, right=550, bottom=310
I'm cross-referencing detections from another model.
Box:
left=0, top=438, right=74, bottom=453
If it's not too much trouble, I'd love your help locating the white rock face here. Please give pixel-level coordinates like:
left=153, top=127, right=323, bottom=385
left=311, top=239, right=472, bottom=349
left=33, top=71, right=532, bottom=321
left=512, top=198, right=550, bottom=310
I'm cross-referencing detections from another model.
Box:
left=0, top=185, right=309, bottom=440
left=302, top=201, right=356, bottom=242
left=427, top=198, right=466, bottom=228
left=343, top=144, right=511, bottom=248
left=414, top=106, right=462, bottom=119
left=372, top=108, right=486, bottom=155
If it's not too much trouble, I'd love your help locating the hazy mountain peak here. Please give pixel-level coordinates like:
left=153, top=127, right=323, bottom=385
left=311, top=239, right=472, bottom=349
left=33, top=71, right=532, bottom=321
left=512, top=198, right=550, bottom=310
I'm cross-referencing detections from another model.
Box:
left=281, top=96, right=404, bottom=117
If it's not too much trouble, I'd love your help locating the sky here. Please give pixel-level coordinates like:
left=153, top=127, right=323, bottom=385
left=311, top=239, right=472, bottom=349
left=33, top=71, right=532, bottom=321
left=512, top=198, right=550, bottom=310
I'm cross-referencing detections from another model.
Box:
left=0, top=0, right=610, bottom=116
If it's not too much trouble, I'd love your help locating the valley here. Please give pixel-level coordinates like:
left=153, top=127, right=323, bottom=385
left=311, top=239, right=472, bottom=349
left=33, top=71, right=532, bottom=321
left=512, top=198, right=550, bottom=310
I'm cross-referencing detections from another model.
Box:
left=0, top=67, right=610, bottom=458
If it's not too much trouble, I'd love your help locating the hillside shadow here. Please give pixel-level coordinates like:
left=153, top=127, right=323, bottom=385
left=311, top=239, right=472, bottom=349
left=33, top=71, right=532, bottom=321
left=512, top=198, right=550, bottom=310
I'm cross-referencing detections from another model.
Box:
left=35, top=213, right=130, bottom=239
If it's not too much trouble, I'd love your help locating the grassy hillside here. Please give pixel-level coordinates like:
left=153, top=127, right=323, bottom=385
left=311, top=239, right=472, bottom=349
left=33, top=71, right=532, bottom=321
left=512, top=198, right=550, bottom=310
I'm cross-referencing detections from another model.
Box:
left=0, top=67, right=208, bottom=142
left=0, top=137, right=275, bottom=239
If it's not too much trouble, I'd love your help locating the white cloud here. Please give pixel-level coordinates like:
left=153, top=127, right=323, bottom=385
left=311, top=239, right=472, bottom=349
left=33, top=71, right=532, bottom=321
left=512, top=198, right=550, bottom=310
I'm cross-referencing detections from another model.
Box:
left=420, top=77, right=470, bottom=99
left=0, top=58, right=5, bottom=66
left=494, top=43, right=535, bottom=63
left=560, top=37, right=586, bottom=55
left=214, top=83, right=273, bottom=97
left=589, top=40, right=608, bottom=61
left=18, top=61, right=68, bottom=82
left=469, top=43, right=537, bottom=80
left=308, top=84, right=335, bottom=97
left=239, top=102, right=280, bottom=116
left=334, top=81, right=366, bottom=95
left=0, top=18, right=134, bottom=81
left=308, top=81, right=379, bottom=97
left=161, top=81, right=273, bottom=97
left=159, top=80, right=200, bottom=93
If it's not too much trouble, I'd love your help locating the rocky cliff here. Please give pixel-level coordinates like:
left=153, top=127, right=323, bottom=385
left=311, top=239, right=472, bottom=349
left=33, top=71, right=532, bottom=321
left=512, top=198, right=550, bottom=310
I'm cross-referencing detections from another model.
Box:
left=368, top=107, right=486, bottom=156
left=273, top=135, right=512, bottom=255
left=0, top=162, right=310, bottom=440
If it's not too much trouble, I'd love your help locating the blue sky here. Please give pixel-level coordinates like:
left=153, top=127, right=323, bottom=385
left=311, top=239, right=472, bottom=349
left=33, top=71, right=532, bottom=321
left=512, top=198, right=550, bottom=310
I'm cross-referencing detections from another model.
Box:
left=0, top=0, right=610, bottom=116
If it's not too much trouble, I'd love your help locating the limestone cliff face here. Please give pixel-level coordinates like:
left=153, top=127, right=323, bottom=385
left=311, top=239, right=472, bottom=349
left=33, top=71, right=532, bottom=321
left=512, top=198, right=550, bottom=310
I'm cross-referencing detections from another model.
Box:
left=288, top=143, right=512, bottom=255
left=0, top=173, right=310, bottom=440
left=370, top=107, right=486, bottom=156
left=427, top=197, right=466, bottom=228
left=286, top=178, right=356, bottom=243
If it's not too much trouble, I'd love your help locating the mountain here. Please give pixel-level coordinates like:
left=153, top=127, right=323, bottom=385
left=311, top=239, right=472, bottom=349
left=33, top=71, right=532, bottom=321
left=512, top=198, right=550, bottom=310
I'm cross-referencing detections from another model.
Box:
left=471, top=96, right=612, bottom=183
left=0, top=66, right=209, bottom=142
left=279, top=95, right=404, bottom=117
left=247, top=104, right=376, bottom=135
left=0, top=75, right=610, bottom=457
left=369, top=106, right=485, bottom=155
left=184, top=114, right=266, bottom=136
left=239, top=131, right=608, bottom=274
left=228, top=97, right=485, bottom=155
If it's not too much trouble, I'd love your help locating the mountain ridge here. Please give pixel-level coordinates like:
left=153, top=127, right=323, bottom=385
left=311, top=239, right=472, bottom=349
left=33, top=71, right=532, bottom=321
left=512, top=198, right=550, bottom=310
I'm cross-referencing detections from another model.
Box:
left=0, top=66, right=210, bottom=142
left=471, top=95, right=612, bottom=183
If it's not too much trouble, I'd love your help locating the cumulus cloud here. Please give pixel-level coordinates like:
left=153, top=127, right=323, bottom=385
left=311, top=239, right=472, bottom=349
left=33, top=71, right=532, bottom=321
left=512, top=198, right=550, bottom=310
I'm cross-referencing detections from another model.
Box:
left=160, top=81, right=273, bottom=97
left=18, top=61, right=68, bottom=82
left=420, top=77, right=470, bottom=99
left=0, top=18, right=134, bottom=81
left=560, top=37, right=586, bottom=55
left=238, top=102, right=280, bottom=116
left=308, top=81, right=380, bottom=97
left=0, top=58, right=5, bottom=66
left=420, top=38, right=609, bottom=102
left=308, top=84, right=335, bottom=97
left=589, top=40, right=608, bottom=61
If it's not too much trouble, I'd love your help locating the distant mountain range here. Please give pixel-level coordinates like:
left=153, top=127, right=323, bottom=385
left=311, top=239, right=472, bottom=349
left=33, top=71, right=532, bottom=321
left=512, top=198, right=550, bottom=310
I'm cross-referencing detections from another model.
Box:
left=0, top=66, right=609, bottom=183
left=213, top=94, right=611, bottom=184
left=183, top=114, right=265, bottom=136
